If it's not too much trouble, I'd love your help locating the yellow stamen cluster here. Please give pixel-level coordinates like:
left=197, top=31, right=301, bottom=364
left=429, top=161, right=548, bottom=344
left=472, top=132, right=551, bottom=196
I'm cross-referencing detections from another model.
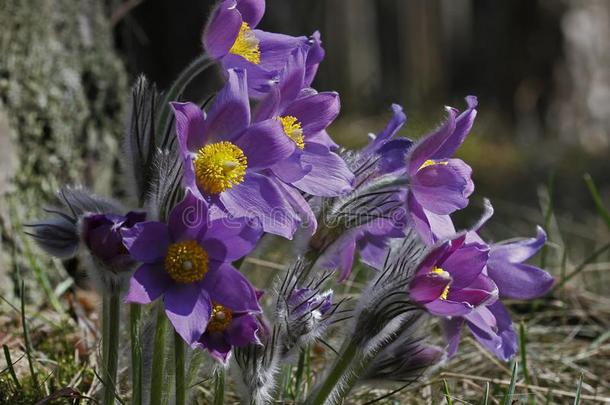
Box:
left=229, top=22, right=261, bottom=64
left=418, top=159, right=449, bottom=171
left=194, top=141, right=247, bottom=194
left=431, top=266, right=451, bottom=301
left=279, top=115, right=305, bottom=149
left=164, top=240, right=209, bottom=284
left=206, top=302, right=233, bottom=333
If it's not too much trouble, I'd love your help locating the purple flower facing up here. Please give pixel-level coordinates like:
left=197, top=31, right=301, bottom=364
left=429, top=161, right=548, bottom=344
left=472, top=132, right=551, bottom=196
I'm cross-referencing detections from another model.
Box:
left=203, top=0, right=324, bottom=97
left=82, top=211, right=146, bottom=268
left=172, top=69, right=302, bottom=239
left=409, top=234, right=497, bottom=317
left=196, top=301, right=260, bottom=362
left=123, top=191, right=262, bottom=345
left=255, top=47, right=354, bottom=231
left=406, top=96, right=478, bottom=245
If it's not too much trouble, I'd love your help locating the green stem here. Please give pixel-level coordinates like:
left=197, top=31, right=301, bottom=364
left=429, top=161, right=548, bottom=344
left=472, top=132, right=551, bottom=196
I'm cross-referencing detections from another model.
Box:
left=103, top=292, right=121, bottom=405
left=156, top=54, right=214, bottom=146
left=303, top=339, right=360, bottom=405
left=130, top=304, right=142, bottom=405
left=175, top=331, right=186, bottom=405
left=213, top=368, right=225, bottom=405
left=293, top=347, right=308, bottom=400
left=150, top=303, right=168, bottom=405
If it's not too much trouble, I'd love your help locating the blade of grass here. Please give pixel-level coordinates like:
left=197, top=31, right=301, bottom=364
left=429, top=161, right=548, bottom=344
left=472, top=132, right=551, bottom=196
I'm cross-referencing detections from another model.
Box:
left=552, top=242, right=610, bottom=291
left=483, top=382, right=490, bottom=405
left=150, top=303, right=168, bottom=405
left=519, top=322, right=535, bottom=405
left=3, top=344, right=22, bottom=390
left=573, top=374, right=583, bottom=405
left=213, top=367, right=225, bottom=405
left=540, top=172, right=555, bottom=269
left=501, top=361, right=518, bottom=405
left=20, top=280, right=39, bottom=391
left=442, top=379, right=453, bottom=405
left=174, top=331, right=186, bottom=405
left=584, top=174, right=610, bottom=231
left=130, top=304, right=142, bottom=405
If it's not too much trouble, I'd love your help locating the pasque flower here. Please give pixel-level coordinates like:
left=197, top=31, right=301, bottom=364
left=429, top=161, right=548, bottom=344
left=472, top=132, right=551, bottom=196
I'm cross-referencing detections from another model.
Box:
left=255, top=47, right=354, bottom=231
left=406, top=96, right=478, bottom=245
left=409, top=234, right=497, bottom=317
left=82, top=211, right=146, bottom=268
left=196, top=302, right=261, bottom=362
left=203, top=0, right=324, bottom=97
left=172, top=68, right=302, bottom=238
left=123, top=190, right=262, bottom=345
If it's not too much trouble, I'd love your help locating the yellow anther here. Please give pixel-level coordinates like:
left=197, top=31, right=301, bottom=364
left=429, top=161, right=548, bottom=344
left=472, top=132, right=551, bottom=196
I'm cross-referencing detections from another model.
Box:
left=164, top=240, right=209, bottom=284
left=229, top=22, right=261, bottom=64
left=418, top=159, right=449, bottom=171
left=279, top=115, right=305, bottom=149
left=430, top=266, right=451, bottom=301
left=206, top=302, right=233, bottom=333
left=194, top=141, right=247, bottom=194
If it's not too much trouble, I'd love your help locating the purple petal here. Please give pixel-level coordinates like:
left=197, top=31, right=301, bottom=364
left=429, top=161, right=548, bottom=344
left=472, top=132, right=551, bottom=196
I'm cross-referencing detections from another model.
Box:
left=198, top=333, right=231, bottom=362
left=125, top=263, right=172, bottom=304
left=283, top=91, right=340, bottom=135
left=168, top=190, right=209, bottom=242
left=447, top=274, right=498, bottom=307
left=203, top=0, right=242, bottom=59
left=255, top=30, right=309, bottom=73
left=442, top=243, right=489, bottom=289
left=235, top=119, right=295, bottom=169
left=432, top=96, right=478, bottom=159
left=171, top=102, right=207, bottom=152
left=291, top=146, right=354, bottom=197
left=308, top=130, right=338, bottom=150
left=411, top=158, right=474, bottom=215
left=304, top=31, right=325, bottom=86
left=465, top=302, right=517, bottom=361
left=219, top=173, right=299, bottom=238
left=425, top=299, right=474, bottom=317
left=377, top=138, right=412, bottom=174
left=441, top=317, right=464, bottom=357
left=426, top=210, right=457, bottom=242
left=487, top=262, right=553, bottom=300
left=204, top=69, right=250, bottom=143
left=274, top=180, right=318, bottom=233
left=408, top=107, right=457, bottom=172
left=236, top=0, right=265, bottom=27
left=276, top=47, right=307, bottom=108
left=410, top=273, right=452, bottom=305
left=225, top=313, right=260, bottom=347
left=164, top=283, right=212, bottom=345
left=490, top=226, right=547, bottom=263
left=122, top=221, right=171, bottom=263
left=221, top=54, right=278, bottom=98
left=270, top=153, right=311, bottom=183
left=337, top=234, right=358, bottom=281
left=201, top=262, right=261, bottom=312
left=364, top=104, right=407, bottom=155
left=408, top=193, right=435, bottom=246
left=200, top=216, right=262, bottom=261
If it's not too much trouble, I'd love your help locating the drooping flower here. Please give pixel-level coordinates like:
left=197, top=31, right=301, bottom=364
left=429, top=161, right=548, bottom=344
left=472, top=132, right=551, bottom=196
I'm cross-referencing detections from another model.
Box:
left=254, top=47, right=354, bottom=231
left=406, top=96, right=478, bottom=245
left=203, top=0, right=324, bottom=97
left=82, top=211, right=146, bottom=268
left=409, top=234, right=497, bottom=317
left=172, top=68, right=302, bottom=239
left=196, top=301, right=261, bottom=362
left=123, top=190, right=262, bottom=345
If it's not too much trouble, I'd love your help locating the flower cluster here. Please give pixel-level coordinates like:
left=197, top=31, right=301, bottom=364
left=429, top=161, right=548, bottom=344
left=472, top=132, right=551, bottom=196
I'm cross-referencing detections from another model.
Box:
left=28, top=0, right=555, bottom=402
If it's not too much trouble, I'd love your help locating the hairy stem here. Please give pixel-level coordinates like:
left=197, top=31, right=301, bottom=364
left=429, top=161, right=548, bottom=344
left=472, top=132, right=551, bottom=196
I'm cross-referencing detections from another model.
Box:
left=213, top=367, right=225, bottom=405
left=130, top=304, right=142, bottom=405
left=150, top=303, right=168, bottom=405
left=175, top=331, right=186, bottom=405
left=102, top=292, right=121, bottom=405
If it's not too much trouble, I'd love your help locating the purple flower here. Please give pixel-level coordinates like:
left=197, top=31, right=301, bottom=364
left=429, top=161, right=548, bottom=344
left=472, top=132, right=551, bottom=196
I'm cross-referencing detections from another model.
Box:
left=203, top=0, right=323, bottom=98
left=196, top=302, right=261, bottom=362
left=254, top=47, right=354, bottom=231
left=123, top=191, right=262, bottom=345
left=288, top=287, right=333, bottom=318
left=410, top=235, right=497, bottom=317
left=406, top=96, right=478, bottom=245
left=82, top=211, right=146, bottom=268
left=172, top=68, right=302, bottom=239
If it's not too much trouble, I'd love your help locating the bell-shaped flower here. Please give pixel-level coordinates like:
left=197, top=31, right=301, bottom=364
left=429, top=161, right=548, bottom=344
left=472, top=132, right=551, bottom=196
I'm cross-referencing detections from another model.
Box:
left=123, top=190, right=262, bottom=345
left=406, top=96, right=478, bottom=245
left=410, top=235, right=497, bottom=317
left=203, top=0, right=323, bottom=97
left=172, top=68, right=301, bottom=239
left=196, top=301, right=261, bottom=363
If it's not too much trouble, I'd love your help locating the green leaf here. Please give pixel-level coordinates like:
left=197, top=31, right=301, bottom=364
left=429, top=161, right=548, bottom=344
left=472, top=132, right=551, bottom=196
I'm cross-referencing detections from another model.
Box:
left=584, top=174, right=610, bottom=231
left=442, top=379, right=453, bottom=405
left=573, top=374, right=583, bottom=405
left=501, top=361, right=518, bottom=405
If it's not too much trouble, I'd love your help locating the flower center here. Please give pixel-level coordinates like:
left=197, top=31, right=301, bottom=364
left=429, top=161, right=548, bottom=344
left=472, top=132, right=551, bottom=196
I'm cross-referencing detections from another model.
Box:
left=279, top=115, right=305, bottom=149
left=206, top=302, right=233, bottom=333
left=193, top=141, right=248, bottom=194
left=229, top=22, right=261, bottom=64
left=164, top=240, right=209, bottom=284
left=430, top=266, right=451, bottom=300
left=418, top=159, right=449, bottom=171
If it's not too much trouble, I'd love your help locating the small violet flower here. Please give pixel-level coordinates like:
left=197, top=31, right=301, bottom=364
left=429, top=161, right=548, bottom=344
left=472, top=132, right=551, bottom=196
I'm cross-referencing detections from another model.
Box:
left=82, top=211, right=146, bottom=269
left=409, top=234, right=497, bottom=317
left=196, top=301, right=261, bottom=362
left=123, top=191, right=262, bottom=345
left=203, top=0, right=323, bottom=97
left=406, top=96, right=478, bottom=245
left=172, top=69, right=301, bottom=239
